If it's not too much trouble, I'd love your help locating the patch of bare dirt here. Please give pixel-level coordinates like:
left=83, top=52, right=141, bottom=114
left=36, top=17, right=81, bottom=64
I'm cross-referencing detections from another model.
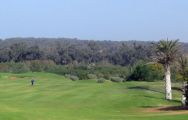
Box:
left=144, top=106, right=188, bottom=115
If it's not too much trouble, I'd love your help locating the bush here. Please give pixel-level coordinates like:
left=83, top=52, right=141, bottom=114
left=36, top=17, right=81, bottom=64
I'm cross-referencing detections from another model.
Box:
left=0, top=62, right=30, bottom=73
left=25, top=60, right=56, bottom=72
left=88, top=74, right=98, bottom=79
left=110, top=77, right=124, bottom=82
left=127, top=63, right=163, bottom=81
left=64, top=65, right=89, bottom=80
left=12, top=64, right=29, bottom=73
left=74, top=70, right=88, bottom=80
left=70, top=75, right=79, bottom=81
left=0, top=63, right=10, bottom=72
left=65, top=74, right=79, bottom=81
left=8, top=62, right=30, bottom=73
left=97, top=78, right=105, bottom=83
left=94, top=65, right=129, bottom=80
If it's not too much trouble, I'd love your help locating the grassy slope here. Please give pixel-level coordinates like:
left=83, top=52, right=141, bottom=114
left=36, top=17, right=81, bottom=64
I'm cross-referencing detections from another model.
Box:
left=0, top=72, right=187, bottom=120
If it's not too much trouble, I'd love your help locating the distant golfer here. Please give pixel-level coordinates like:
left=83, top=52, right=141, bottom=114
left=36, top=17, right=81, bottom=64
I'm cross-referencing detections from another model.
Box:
left=31, top=79, right=35, bottom=86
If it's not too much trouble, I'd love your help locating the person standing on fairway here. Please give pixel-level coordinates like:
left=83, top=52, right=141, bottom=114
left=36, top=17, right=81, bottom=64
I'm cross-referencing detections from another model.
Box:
left=31, top=78, right=35, bottom=86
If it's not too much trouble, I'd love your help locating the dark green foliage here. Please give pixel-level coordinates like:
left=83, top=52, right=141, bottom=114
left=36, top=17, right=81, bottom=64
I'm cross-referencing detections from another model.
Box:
left=127, top=64, right=163, bottom=81
left=74, top=70, right=88, bottom=80
left=111, top=42, right=153, bottom=66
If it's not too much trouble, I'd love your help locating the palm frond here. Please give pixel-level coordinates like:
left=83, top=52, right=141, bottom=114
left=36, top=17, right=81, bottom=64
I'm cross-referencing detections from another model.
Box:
left=154, top=39, right=179, bottom=65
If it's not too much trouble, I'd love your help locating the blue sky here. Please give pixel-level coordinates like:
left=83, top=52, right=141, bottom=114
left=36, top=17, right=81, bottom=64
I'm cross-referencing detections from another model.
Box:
left=0, top=0, right=188, bottom=42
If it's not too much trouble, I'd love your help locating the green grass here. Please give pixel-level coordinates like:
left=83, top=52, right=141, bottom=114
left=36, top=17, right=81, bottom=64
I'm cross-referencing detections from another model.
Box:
left=0, top=72, right=187, bottom=120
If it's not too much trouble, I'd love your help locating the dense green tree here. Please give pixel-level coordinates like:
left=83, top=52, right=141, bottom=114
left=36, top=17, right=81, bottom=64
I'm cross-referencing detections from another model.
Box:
left=178, top=55, right=188, bottom=105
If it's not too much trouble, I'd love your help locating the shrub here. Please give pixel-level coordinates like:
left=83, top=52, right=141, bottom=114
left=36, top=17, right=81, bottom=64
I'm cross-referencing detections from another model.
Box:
left=26, top=60, right=43, bottom=72
left=70, top=75, right=79, bottom=81
left=0, top=63, right=10, bottom=72
left=110, top=77, right=124, bottom=82
left=48, top=65, right=69, bottom=75
left=127, top=63, right=163, bottom=81
left=97, top=78, right=105, bottom=83
left=25, top=60, right=56, bottom=72
left=74, top=70, right=88, bottom=80
left=88, top=74, right=98, bottom=79
left=65, top=74, right=70, bottom=79
left=65, top=74, right=79, bottom=81
left=93, top=65, right=129, bottom=80
left=8, top=62, right=30, bottom=73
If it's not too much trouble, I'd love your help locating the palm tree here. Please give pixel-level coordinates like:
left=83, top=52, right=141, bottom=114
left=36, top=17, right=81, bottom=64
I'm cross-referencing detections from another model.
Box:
left=154, top=39, right=179, bottom=100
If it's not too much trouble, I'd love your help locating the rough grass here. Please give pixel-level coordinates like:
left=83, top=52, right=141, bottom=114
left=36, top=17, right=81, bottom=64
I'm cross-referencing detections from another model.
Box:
left=0, top=72, right=187, bottom=120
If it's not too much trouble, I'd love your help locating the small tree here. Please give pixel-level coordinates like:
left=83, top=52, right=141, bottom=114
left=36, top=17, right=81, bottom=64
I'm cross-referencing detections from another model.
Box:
left=154, top=39, right=179, bottom=100
left=178, top=55, right=188, bottom=106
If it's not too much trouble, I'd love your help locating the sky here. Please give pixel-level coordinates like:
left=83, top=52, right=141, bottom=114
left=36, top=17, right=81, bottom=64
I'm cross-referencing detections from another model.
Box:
left=0, top=0, right=188, bottom=42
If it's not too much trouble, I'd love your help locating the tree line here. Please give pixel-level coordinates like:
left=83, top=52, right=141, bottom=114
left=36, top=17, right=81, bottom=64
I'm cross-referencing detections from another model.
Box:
left=0, top=37, right=187, bottom=65
left=0, top=38, right=154, bottom=65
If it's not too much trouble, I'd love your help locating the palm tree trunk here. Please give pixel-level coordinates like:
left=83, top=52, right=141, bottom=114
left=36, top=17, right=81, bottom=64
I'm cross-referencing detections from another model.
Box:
left=164, top=64, right=172, bottom=100
left=181, top=81, right=187, bottom=106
